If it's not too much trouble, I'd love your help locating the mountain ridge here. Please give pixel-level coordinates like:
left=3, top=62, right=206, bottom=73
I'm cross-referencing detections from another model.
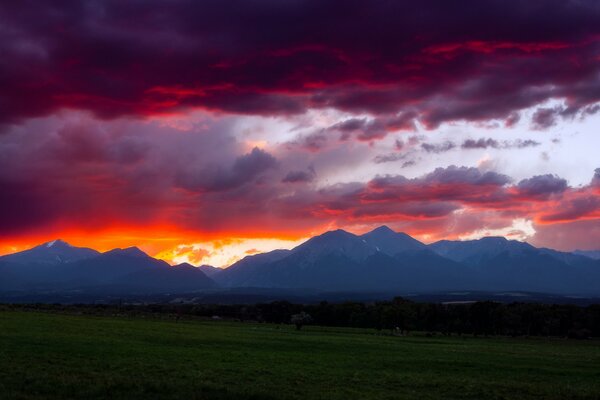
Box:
left=0, top=241, right=215, bottom=293
left=2, top=227, right=599, bottom=297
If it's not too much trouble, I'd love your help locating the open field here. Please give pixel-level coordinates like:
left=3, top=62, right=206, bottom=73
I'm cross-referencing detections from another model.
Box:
left=1, top=311, right=599, bottom=399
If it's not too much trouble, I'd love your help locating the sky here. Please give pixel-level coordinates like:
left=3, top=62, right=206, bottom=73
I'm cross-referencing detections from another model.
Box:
left=1, top=0, right=600, bottom=267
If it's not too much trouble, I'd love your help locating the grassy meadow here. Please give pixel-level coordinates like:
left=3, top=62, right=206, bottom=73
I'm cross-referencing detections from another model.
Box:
left=0, top=310, right=599, bottom=399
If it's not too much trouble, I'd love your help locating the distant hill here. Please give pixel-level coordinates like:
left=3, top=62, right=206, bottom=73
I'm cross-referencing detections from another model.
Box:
left=428, top=237, right=534, bottom=263
left=574, top=250, right=600, bottom=260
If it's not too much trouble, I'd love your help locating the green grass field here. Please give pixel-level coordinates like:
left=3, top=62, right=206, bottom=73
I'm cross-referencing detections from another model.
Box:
left=1, top=311, right=599, bottom=399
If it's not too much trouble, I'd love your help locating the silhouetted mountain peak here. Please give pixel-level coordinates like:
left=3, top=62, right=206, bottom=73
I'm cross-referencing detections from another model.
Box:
left=173, top=262, right=195, bottom=268
left=296, top=229, right=360, bottom=250
left=361, top=226, right=425, bottom=255
left=0, top=239, right=100, bottom=265
left=479, top=236, right=508, bottom=243
left=292, top=229, right=375, bottom=262
left=104, top=247, right=149, bottom=258
left=42, top=239, right=72, bottom=249
left=320, top=229, right=354, bottom=239
left=370, top=225, right=395, bottom=235
left=429, top=236, right=535, bottom=263
left=2, top=228, right=600, bottom=296
left=197, top=264, right=222, bottom=277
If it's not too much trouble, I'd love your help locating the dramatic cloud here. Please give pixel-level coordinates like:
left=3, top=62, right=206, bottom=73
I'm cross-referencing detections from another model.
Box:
left=541, top=196, right=600, bottom=222
left=172, top=245, right=211, bottom=265
left=422, top=166, right=511, bottom=186
left=0, top=113, right=288, bottom=239
left=532, top=107, right=563, bottom=130
left=282, top=167, right=316, bottom=183
left=421, top=141, right=456, bottom=154
left=175, top=147, right=278, bottom=193
left=1, top=113, right=599, bottom=258
left=505, top=112, right=521, bottom=127
left=1, top=2, right=599, bottom=261
left=516, top=174, right=568, bottom=199
left=592, top=168, right=600, bottom=187
left=0, top=1, right=598, bottom=127
left=513, top=139, right=542, bottom=149
left=462, top=138, right=501, bottom=149
left=373, top=152, right=413, bottom=165
left=461, top=138, right=541, bottom=149
left=530, top=219, right=600, bottom=251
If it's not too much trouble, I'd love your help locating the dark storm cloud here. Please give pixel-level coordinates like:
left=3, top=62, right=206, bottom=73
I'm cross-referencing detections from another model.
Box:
left=461, top=138, right=541, bottom=149
left=1, top=0, right=599, bottom=126
left=583, top=105, right=600, bottom=116
left=291, top=131, right=329, bottom=152
left=531, top=107, right=562, bottom=129
left=373, top=152, right=411, bottom=164
left=2, top=114, right=599, bottom=243
left=461, top=138, right=500, bottom=149
left=328, top=113, right=416, bottom=141
left=282, top=167, right=316, bottom=183
left=529, top=103, right=590, bottom=130
left=422, top=166, right=512, bottom=186
left=505, top=112, right=521, bottom=127
left=175, top=147, right=278, bottom=192
left=331, top=119, right=366, bottom=132
left=362, top=166, right=512, bottom=206
left=592, top=168, right=600, bottom=186
left=0, top=179, right=61, bottom=235
left=421, top=141, right=456, bottom=153
left=517, top=174, right=568, bottom=198
left=514, top=139, right=541, bottom=148
left=541, top=196, right=600, bottom=222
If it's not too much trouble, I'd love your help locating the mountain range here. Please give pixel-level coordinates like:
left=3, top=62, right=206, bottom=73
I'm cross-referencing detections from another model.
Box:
left=0, top=240, right=216, bottom=294
left=1, top=227, right=599, bottom=299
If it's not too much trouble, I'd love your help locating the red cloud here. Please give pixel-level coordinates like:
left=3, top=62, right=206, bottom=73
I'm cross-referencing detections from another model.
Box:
left=1, top=111, right=598, bottom=251
left=0, top=1, right=598, bottom=128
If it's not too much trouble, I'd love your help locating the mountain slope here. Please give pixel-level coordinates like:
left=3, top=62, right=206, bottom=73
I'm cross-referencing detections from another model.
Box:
left=290, top=229, right=378, bottom=262
left=218, top=229, right=378, bottom=289
left=215, top=249, right=291, bottom=287
left=0, top=244, right=216, bottom=294
left=118, top=262, right=217, bottom=292
left=0, top=240, right=102, bottom=291
left=217, top=228, right=468, bottom=291
left=429, top=237, right=600, bottom=295
left=216, top=227, right=600, bottom=295
left=574, top=250, right=600, bottom=260
left=2, top=229, right=600, bottom=296
left=197, top=264, right=223, bottom=278
left=429, top=237, right=535, bottom=264
left=360, top=226, right=426, bottom=255
left=0, top=239, right=99, bottom=265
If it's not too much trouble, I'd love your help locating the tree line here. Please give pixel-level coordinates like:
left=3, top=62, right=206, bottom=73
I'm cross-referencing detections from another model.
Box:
left=3, top=298, right=600, bottom=338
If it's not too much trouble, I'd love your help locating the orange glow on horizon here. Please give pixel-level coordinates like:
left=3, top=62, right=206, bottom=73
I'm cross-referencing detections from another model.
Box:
left=0, top=224, right=318, bottom=268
